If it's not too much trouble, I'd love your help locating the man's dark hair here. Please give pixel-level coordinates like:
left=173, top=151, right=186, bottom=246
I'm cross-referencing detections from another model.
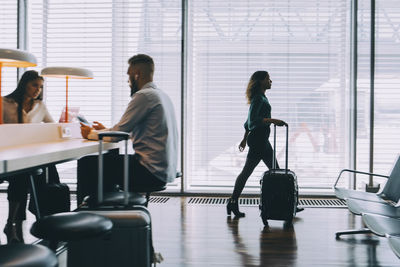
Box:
left=128, top=54, right=154, bottom=74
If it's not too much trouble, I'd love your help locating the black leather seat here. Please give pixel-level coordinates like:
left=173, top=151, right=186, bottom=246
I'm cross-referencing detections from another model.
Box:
left=134, top=184, right=167, bottom=207
left=134, top=172, right=181, bottom=206
left=101, top=191, right=147, bottom=206
left=84, top=191, right=147, bottom=207
left=0, top=244, right=58, bottom=267
left=31, top=212, right=113, bottom=250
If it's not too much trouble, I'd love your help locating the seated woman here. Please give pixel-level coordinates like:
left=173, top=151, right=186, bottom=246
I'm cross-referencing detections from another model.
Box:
left=2, top=70, right=58, bottom=243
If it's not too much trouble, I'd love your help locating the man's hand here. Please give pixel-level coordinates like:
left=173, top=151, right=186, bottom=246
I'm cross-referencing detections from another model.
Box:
left=92, top=121, right=106, bottom=130
left=80, top=122, right=93, bottom=139
left=238, top=139, right=246, bottom=152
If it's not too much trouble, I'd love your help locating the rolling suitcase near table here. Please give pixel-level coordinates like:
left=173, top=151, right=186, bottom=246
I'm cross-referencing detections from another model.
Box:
left=259, top=124, right=299, bottom=226
left=68, top=132, right=153, bottom=267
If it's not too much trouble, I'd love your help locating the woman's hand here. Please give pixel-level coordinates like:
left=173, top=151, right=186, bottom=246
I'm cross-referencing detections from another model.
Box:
left=92, top=121, right=106, bottom=130
left=263, top=118, right=287, bottom=126
left=273, top=119, right=287, bottom=126
left=238, top=139, right=247, bottom=152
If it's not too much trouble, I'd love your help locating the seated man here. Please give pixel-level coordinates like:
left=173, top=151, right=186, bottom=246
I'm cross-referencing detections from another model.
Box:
left=79, top=54, right=178, bottom=201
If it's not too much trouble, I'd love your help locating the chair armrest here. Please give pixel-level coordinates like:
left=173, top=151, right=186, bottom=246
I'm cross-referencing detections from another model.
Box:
left=333, top=169, right=389, bottom=188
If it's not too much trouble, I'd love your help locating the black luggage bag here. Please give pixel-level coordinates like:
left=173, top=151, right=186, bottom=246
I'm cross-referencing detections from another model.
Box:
left=259, top=124, right=299, bottom=226
left=68, top=132, right=152, bottom=267
left=29, top=165, right=70, bottom=217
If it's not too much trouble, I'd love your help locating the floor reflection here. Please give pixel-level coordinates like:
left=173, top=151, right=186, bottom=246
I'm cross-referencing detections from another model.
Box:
left=259, top=221, right=298, bottom=266
left=227, top=217, right=256, bottom=266
left=336, top=237, right=383, bottom=267
left=227, top=216, right=298, bottom=266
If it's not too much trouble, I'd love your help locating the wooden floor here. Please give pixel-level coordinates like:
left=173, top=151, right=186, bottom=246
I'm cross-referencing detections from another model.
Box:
left=150, top=197, right=399, bottom=267
left=1, top=194, right=399, bottom=266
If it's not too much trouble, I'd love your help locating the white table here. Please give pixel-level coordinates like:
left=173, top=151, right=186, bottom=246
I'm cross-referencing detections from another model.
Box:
left=0, top=138, right=119, bottom=177
left=0, top=123, right=120, bottom=219
left=0, top=123, right=120, bottom=177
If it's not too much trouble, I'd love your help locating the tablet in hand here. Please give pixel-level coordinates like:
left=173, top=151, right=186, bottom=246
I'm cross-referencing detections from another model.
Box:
left=77, top=114, right=91, bottom=126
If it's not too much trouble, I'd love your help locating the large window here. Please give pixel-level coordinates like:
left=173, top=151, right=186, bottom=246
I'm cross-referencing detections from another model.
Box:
left=186, top=0, right=351, bottom=193
left=27, top=0, right=182, bottom=189
left=356, top=0, right=400, bottom=187
left=5, top=0, right=394, bottom=194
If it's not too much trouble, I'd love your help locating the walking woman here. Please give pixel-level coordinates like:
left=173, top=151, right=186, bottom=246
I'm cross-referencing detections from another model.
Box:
left=2, top=70, right=56, bottom=243
left=227, top=71, right=287, bottom=217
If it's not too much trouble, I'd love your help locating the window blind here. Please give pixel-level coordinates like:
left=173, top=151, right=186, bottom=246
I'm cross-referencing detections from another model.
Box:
left=186, top=0, right=351, bottom=192
left=15, top=0, right=398, bottom=194
left=27, top=0, right=182, bottom=190
left=0, top=0, right=18, bottom=95
left=355, top=1, right=400, bottom=188
left=0, top=1, right=17, bottom=191
left=374, top=1, right=400, bottom=174
left=109, top=0, right=182, bottom=190
left=28, top=0, right=114, bottom=124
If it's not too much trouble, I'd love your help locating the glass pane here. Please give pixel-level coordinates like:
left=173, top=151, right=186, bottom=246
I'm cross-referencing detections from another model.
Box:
left=374, top=1, right=400, bottom=174
left=355, top=0, right=371, bottom=188
left=186, top=0, right=351, bottom=193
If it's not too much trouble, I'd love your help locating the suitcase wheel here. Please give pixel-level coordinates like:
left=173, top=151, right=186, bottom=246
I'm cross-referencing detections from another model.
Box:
left=284, top=220, right=293, bottom=228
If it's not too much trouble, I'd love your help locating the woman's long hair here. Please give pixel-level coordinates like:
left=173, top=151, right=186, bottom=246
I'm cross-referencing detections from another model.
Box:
left=5, top=70, right=44, bottom=123
left=245, top=71, right=269, bottom=104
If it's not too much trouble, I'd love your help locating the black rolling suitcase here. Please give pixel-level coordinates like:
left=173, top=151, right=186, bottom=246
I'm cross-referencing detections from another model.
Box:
left=259, top=124, right=299, bottom=226
left=68, top=132, right=153, bottom=267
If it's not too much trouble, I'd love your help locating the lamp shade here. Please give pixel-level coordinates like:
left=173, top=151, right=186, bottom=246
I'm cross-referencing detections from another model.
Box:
left=41, top=67, right=93, bottom=79
left=40, top=66, right=93, bottom=123
left=0, top=48, right=37, bottom=67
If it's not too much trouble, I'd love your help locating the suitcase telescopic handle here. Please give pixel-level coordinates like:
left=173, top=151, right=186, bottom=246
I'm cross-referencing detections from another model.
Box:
left=98, top=131, right=130, bottom=140
left=98, top=131, right=130, bottom=206
left=272, top=124, right=289, bottom=173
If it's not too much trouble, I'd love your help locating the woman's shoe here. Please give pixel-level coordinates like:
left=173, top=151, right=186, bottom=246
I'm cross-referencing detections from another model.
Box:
left=226, top=198, right=245, bottom=217
left=15, top=221, right=24, bottom=243
left=3, top=223, right=22, bottom=243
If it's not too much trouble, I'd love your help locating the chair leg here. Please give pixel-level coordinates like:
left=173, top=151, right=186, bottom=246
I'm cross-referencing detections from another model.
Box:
left=335, top=228, right=372, bottom=239
left=29, top=174, right=41, bottom=220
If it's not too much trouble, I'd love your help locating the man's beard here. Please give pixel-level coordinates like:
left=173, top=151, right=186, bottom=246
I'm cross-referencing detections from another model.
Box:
left=130, top=79, right=139, bottom=96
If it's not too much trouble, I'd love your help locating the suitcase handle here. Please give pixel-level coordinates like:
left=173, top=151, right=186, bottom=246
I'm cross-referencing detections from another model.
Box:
left=98, top=131, right=130, bottom=206
left=272, top=124, right=289, bottom=172
left=98, top=131, right=130, bottom=140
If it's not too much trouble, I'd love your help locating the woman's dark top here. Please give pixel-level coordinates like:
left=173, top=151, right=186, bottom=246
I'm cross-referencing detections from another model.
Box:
left=244, top=93, right=272, bottom=159
left=244, top=93, right=271, bottom=131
